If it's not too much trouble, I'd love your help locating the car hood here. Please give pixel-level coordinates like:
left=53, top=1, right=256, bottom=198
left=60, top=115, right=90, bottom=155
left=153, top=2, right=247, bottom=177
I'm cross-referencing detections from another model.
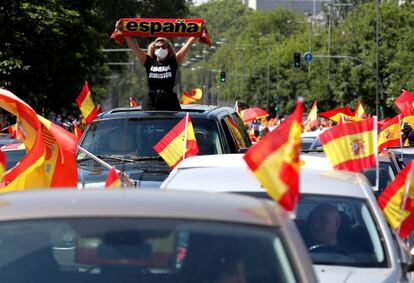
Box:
left=314, top=265, right=397, bottom=283
left=77, top=162, right=170, bottom=189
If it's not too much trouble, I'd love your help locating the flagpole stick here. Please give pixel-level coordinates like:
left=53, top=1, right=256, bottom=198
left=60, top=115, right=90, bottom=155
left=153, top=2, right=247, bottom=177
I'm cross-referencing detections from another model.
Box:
left=77, top=145, right=135, bottom=187
left=183, top=113, right=189, bottom=161
left=374, top=116, right=379, bottom=192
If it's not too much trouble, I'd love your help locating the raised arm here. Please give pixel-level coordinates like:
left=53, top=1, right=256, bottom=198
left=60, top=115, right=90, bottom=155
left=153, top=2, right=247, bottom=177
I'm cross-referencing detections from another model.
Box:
left=115, top=21, right=147, bottom=65
left=176, top=37, right=198, bottom=65
left=124, top=36, right=147, bottom=65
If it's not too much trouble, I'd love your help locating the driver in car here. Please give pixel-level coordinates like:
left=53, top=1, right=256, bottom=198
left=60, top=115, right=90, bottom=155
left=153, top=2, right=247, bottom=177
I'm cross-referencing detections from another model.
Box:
left=307, top=204, right=341, bottom=247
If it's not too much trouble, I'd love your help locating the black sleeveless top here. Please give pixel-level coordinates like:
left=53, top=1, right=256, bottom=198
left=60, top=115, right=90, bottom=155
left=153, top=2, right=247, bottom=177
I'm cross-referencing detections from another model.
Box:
left=145, top=55, right=178, bottom=92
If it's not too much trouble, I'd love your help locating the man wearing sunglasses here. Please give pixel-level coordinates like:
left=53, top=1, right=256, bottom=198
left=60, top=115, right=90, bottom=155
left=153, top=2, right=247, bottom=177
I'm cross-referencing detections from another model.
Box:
left=119, top=21, right=197, bottom=111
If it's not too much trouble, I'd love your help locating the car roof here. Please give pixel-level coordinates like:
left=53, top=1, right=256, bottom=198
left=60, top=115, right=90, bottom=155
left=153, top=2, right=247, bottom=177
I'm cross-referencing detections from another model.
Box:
left=162, top=154, right=372, bottom=199
left=96, top=104, right=235, bottom=120
left=0, top=189, right=282, bottom=227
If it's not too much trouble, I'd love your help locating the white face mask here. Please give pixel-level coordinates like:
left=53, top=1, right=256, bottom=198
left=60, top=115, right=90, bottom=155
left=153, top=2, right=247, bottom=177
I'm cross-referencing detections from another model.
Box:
left=155, top=47, right=168, bottom=60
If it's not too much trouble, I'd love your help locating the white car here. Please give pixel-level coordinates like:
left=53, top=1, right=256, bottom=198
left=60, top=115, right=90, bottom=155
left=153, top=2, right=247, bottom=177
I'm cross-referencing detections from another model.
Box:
left=161, top=154, right=414, bottom=283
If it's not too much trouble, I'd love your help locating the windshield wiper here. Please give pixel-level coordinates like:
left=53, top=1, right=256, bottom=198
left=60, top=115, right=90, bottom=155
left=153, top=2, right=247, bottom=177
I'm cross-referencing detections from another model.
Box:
left=130, top=156, right=165, bottom=161
left=77, top=155, right=135, bottom=163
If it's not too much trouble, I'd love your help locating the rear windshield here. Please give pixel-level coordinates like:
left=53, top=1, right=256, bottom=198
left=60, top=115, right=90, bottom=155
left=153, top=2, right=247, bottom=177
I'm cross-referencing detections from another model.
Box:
left=0, top=218, right=298, bottom=283
left=77, top=117, right=223, bottom=160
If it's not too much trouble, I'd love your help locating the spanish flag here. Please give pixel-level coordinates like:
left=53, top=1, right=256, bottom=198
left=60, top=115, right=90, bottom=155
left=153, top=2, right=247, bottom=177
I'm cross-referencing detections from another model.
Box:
left=395, top=90, right=414, bottom=129
left=303, top=100, right=318, bottom=132
left=243, top=100, right=303, bottom=211
left=76, top=82, right=98, bottom=124
left=0, top=150, right=5, bottom=182
left=354, top=100, right=367, bottom=119
left=129, top=97, right=138, bottom=107
left=319, top=117, right=376, bottom=172
left=319, top=107, right=361, bottom=123
left=378, top=160, right=414, bottom=239
left=105, top=168, right=122, bottom=188
left=73, top=122, right=83, bottom=141
left=153, top=113, right=199, bottom=169
left=0, top=89, right=78, bottom=191
left=378, top=115, right=401, bottom=151
left=181, top=88, right=202, bottom=104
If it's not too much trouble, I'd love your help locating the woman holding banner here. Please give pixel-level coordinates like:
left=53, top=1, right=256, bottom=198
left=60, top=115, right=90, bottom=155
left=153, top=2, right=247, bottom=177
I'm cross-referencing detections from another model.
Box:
left=116, top=21, right=197, bottom=111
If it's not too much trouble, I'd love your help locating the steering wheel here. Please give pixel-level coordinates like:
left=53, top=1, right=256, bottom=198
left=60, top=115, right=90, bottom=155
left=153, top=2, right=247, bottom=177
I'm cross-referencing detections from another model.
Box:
left=308, top=244, right=350, bottom=256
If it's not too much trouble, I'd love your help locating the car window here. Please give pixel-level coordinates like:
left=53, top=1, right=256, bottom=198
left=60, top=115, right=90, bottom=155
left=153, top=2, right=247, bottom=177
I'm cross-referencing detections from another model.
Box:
left=230, top=113, right=252, bottom=147
left=0, top=218, right=298, bottom=283
left=3, top=149, right=26, bottom=170
left=294, top=194, right=388, bottom=268
left=77, top=117, right=222, bottom=160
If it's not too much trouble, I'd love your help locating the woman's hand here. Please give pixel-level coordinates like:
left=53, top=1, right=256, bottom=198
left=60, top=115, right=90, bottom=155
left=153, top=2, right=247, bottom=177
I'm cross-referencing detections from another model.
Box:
left=115, top=20, right=123, bottom=32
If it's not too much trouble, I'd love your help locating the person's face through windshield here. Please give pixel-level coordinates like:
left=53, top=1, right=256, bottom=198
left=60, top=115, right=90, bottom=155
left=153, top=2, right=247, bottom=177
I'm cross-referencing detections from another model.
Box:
left=307, top=204, right=341, bottom=246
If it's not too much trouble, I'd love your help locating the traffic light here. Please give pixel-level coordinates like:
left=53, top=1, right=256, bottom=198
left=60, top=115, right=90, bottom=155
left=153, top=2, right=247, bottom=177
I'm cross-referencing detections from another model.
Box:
left=220, top=71, right=226, bottom=82
left=293, top=52, right=301, bottom=68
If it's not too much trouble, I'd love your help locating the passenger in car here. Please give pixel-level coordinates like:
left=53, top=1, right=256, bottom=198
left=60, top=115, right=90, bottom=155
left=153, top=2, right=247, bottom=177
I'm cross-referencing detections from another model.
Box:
left=116, top=21, right=198, bottom=111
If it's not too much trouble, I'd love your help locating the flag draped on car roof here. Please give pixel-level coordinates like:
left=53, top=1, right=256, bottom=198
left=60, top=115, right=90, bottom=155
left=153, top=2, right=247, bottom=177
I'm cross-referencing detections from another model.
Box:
left=378, top=160, right=414, bottom=239
left=0, top=88, right=78, bottom=191
left=76, top=82, right=98, bottom=124
left=243, top=100, right=303, bottom=211
left=153, top=113, right=199, bottom=169
left=319, top=117, right=377, bottom=172
left=378, top=115, right=401, bottom=151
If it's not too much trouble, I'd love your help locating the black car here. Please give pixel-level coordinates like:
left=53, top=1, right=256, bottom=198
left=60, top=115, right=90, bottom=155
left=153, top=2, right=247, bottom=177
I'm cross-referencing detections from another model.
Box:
left=77, top=105, right=251, bottom=188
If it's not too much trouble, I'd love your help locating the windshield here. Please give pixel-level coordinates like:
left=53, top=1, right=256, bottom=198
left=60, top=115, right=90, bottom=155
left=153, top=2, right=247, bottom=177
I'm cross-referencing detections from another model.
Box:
left=0, top=218, right=297, bottom=283
left=294, top=194, right=387, bottom=267
left=77, top=117, right=222, bottom=161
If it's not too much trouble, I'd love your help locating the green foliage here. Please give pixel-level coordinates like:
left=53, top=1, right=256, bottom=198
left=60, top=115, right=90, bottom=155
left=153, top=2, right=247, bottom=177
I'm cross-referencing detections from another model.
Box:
left=181, top=1, right=414, bottom=118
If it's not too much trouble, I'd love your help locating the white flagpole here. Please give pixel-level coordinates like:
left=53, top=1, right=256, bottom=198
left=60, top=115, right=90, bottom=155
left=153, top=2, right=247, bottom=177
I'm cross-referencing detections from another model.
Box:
left=374, top=116, right=379, bottom=192
left=399, top=115, right=403, bottom=161
left=183, top=113, right=189, bottom=161
left=398, top=162, right=414, bottom=237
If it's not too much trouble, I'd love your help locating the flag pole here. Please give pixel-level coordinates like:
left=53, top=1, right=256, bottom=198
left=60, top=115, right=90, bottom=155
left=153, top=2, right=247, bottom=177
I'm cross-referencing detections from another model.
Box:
left=183, top=113, right=189, bottom=161
left=77, top=145, right=135, bottom=187
left=374, top=116, right=379, bottom=192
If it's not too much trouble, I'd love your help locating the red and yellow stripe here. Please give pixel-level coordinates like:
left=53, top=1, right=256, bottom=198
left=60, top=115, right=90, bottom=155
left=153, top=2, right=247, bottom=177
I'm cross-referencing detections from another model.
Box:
left=303, top=100, right=318, bottom=132
left=181, top=88, right=202, bottom=104
left=0, top=150, right=6, bottom=182
left=378, top=161, right=414, bottom=239
left=153, top=115, right=199, bottom=169
left=319, top=117, right=376, bottom=172
left=378, top=115, right=401, bottom=151
left=76, top=82, right=98, bottom=124
left=105, top=168, right=122, bottom=188
left=243, top=101, right=303, bottom=211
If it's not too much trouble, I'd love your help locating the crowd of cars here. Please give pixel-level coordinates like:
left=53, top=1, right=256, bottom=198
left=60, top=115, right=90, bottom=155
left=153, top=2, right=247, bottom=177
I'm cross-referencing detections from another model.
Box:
left=0, top=106, right=414, bottom=282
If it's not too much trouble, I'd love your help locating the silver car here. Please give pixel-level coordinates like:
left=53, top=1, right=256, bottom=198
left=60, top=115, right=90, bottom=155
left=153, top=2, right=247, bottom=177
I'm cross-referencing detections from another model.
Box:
left=0, top=189, right=317, bottom=283
left=161, top=154, right=414, bottom=283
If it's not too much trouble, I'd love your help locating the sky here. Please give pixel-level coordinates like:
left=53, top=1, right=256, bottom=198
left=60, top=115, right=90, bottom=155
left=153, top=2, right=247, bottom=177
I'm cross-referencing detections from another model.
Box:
left=193, top=0, right=209, bottom=5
